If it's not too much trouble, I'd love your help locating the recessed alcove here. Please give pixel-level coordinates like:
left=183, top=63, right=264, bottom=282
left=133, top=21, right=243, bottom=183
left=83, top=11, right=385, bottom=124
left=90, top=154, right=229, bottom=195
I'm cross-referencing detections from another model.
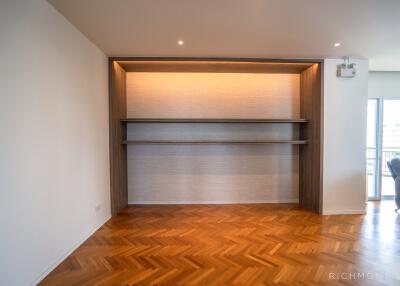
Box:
left=109, top=58, right=323, bottom=214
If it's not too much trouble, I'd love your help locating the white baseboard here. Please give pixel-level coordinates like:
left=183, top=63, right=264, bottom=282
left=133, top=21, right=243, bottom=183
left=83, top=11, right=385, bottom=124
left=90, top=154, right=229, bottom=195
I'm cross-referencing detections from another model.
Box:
left=322, top=209, right=366, bottom=215
left=128, top=199, right=299, bottom=205
left=31, top=214, right=111, bottom=286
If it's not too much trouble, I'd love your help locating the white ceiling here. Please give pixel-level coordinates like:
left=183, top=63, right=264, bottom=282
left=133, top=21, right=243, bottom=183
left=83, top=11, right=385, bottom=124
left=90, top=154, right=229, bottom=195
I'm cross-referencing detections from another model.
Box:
left=48, top=0, right=400, bottom=71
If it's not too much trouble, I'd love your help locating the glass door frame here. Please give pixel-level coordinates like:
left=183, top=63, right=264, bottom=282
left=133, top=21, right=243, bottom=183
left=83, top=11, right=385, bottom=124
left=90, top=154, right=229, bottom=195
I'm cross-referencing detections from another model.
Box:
left=368, top=97, right=382, bottom=201
left=368, top=96, right=400, bottom=201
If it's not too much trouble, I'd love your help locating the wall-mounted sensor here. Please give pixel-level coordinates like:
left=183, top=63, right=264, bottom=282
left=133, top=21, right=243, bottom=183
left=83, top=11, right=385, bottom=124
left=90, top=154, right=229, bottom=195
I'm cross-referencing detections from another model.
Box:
left=337, top=57, right=356, bottom=78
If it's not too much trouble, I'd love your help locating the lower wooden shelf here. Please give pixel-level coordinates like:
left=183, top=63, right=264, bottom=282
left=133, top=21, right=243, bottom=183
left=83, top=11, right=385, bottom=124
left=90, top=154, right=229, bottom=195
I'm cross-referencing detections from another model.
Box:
left=122, top=140, right=307, bottom=145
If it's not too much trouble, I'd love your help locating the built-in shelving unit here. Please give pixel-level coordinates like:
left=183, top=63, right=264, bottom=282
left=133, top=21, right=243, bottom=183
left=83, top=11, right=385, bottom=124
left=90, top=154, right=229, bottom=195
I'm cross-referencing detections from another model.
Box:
left=109, top=57, right=323, bottom=215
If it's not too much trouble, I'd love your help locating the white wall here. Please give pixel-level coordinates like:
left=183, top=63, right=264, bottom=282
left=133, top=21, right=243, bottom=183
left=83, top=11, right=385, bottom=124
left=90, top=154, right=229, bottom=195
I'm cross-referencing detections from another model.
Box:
left=323, top=59, right=368, bottom=215
left=0, top=1, right=110, bottom=285
left=369, top=71, right=400, bottom=98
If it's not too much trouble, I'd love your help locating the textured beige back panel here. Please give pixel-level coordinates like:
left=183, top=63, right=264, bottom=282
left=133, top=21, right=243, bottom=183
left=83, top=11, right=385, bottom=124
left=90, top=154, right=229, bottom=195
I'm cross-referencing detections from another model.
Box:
left=126, top=72, right=299, bottom=118
left=126, top=125, right=300, bottom=203
left=126, top=72, right=300, bottom=203
left=127, top=144, right=299, bottom=203
left=126, top=123, right=299, bottom=141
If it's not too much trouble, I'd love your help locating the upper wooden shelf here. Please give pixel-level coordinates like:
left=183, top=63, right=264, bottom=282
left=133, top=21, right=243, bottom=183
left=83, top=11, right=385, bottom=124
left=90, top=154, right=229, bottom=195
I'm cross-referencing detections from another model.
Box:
left=120, top=118, right=308, bottom=123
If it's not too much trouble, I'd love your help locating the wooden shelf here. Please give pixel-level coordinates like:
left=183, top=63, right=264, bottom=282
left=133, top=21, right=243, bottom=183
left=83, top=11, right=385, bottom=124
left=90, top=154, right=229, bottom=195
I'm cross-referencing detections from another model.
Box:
left=121, top=118, right=308, bottom=123
left=122, top=140, right=307, bottom=145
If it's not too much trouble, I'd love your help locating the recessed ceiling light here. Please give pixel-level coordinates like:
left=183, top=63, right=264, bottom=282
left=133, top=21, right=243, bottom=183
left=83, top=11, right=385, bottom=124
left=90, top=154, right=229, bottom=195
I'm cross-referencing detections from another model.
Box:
left=334, top=42, right=341, bottom=47
left=177, top=40, right=184, bottom=46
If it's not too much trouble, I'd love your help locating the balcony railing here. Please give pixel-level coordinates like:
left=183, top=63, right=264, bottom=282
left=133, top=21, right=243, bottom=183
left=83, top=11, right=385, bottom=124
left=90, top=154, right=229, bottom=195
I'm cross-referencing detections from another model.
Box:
left=367, top=147, right=400, bottom=177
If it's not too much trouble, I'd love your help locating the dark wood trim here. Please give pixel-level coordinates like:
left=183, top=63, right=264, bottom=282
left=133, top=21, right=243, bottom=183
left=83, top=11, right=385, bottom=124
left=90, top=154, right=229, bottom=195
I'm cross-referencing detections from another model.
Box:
left=299, top=63, right=323, bottom=214
left=118, top=62, right=313, bottom=74
left=121, top=118, right=308, bottom=123
left=111, top=57, right=323, bottom=74
left=122, top=140, right=307, bottom=145
left=109, top=57, right=324, bottom=64
left=318, top=61, right=325, bottom=214
left=109, top=60, right=128, bottom=216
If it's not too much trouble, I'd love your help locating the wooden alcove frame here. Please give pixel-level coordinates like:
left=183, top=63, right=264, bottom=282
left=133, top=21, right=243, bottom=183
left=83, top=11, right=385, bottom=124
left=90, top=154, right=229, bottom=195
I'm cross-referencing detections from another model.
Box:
left=109, top=57, right=324, bottom=215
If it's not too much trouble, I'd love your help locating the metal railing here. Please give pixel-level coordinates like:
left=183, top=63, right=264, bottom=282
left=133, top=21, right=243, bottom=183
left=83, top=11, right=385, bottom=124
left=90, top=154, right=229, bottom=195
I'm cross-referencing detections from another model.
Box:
left=367, top=147, right=400, bottom=177
left=381, top=148, right=400, bottom=176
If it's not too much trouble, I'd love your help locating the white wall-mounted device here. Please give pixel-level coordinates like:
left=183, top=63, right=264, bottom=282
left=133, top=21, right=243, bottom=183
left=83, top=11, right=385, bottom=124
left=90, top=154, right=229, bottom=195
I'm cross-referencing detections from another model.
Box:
left=337, top=57, right=356, bottom=78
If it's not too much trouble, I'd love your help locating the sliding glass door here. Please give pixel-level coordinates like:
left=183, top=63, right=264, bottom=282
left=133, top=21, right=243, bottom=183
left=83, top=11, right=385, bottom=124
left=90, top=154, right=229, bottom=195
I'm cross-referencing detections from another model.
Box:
left=367, top=98, right=400, bottom=200
left=381, top=99, right=400, bottom=199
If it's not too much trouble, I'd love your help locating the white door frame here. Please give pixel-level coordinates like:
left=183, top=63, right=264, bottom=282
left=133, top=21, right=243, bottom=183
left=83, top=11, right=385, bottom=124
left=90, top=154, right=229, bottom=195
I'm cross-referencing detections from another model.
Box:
left=368, top=96, right=400, bottom=200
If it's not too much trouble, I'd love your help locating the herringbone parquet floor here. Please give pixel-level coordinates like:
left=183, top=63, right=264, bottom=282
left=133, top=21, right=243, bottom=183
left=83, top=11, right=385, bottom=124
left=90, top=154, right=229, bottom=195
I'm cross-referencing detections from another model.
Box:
left=40, top=202, right=400, bottom=285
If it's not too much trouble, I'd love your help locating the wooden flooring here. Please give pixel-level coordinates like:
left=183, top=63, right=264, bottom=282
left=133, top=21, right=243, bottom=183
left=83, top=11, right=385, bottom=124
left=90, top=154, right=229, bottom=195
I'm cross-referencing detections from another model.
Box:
left=40, top=202, right=400, bottom=285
